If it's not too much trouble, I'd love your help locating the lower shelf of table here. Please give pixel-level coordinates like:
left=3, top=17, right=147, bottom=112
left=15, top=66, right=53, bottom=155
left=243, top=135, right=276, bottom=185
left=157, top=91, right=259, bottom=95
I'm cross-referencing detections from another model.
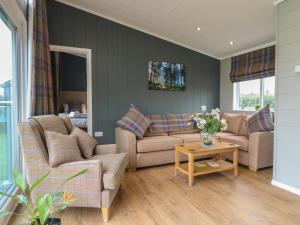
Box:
left=176, top=159, right=235, bottom=176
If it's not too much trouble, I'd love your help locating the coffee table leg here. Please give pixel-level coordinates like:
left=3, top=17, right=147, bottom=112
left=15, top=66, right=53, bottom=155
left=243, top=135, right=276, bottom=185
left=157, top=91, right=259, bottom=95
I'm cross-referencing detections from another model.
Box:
left=233, top=148, right=239, bottom=176
left=175, top=150, right=179, bottom=176
left=188, top=154, right=194, bottom=187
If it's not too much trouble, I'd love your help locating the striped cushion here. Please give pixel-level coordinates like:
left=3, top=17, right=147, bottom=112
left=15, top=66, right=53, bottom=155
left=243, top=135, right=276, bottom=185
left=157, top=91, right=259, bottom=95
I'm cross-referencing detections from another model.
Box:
left=146, top=114, right=169, bottom=133
left=166, top=114, right=194, bottom=132
left=117, top=105, right=151, bottom=139
left=246, top=106, right=274, bottom=133
left=146, top=114, right=194, bottom=133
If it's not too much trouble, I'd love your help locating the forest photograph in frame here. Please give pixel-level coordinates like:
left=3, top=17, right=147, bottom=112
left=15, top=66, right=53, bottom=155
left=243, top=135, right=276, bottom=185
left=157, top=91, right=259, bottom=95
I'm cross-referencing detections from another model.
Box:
left=148, top=61, right=185, bottom=91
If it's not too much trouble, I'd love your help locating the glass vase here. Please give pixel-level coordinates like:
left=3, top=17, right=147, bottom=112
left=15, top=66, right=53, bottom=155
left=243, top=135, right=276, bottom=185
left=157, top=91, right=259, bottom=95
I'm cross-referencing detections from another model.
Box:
left=201, top=133, right=216, bottom=146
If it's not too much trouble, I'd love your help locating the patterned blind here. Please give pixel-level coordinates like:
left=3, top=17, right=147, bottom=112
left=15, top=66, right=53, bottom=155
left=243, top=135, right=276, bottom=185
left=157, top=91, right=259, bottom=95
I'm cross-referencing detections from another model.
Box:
left=230, top=45, right=275, bottom=83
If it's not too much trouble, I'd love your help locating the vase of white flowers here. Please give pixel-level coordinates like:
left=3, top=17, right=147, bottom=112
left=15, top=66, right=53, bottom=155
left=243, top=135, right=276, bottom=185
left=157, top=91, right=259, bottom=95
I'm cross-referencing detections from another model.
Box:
left=191, top=108, right=227, bottom=146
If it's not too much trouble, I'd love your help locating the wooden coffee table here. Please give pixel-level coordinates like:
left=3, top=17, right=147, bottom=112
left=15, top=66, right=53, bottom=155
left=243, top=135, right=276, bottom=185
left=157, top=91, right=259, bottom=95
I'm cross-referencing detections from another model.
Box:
left=175, top=141, right=239, bottom=186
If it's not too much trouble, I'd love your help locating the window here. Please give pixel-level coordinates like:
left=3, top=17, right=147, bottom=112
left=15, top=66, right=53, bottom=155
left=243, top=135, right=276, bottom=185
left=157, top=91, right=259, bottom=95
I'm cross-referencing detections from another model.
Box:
left=233, top=77, right=275, bottom=111
left=0, top=7, right=19, bottom=208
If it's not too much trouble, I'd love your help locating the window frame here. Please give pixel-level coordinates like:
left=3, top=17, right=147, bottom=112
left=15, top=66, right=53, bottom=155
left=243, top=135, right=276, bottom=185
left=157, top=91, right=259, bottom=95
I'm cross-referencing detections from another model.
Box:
left=0, top=5, right=21, bottom=209
left=233, top=77, right=275, bottom=111
left=0, top=0, right=27, bottom=223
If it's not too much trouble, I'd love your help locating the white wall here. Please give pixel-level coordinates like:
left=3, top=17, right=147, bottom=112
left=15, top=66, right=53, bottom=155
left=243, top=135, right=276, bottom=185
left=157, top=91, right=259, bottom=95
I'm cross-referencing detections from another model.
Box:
left=273, top=0, right=300, bottom=194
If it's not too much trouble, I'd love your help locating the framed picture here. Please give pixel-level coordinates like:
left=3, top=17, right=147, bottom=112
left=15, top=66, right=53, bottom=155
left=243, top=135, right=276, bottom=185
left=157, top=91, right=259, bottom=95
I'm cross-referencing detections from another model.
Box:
left=148, top=61, right=185, bottom=91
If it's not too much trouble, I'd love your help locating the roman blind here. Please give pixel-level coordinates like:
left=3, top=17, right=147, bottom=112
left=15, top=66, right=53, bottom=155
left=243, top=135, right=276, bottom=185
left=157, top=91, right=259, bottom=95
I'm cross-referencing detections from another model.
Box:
left=230, top=45, right=275, bottom=83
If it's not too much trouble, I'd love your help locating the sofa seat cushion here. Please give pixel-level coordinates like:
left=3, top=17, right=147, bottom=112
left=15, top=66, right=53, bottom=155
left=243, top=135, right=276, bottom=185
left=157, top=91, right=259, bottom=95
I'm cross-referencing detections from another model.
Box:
left=137, top=136, right=183, bottom=153
left=216, top=132, right=235, bottom=139
left=91, top=153, right=128, bottom=190
left=170, top=133, right=201, bottom=143
left=220, top=135, right=249, bottom=152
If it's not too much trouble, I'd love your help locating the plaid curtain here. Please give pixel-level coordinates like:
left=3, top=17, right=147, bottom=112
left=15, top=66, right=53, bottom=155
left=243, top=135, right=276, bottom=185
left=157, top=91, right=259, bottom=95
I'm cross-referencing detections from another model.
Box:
left=31, top=0, right=55, bottom=116
left=230, top=46, right=275, bottom=83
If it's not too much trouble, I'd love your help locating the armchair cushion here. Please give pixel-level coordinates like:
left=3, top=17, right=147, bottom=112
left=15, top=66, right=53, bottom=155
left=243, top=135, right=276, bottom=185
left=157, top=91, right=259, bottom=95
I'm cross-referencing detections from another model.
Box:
left=31, top=115, right=69, bottom=135
left=71, top=127, right=97, bottom=159
left=91, top=153, right=128, bottom=190
left=45, top=131, right=83, bottom=166
left=94, top=144, right=117, bottom=155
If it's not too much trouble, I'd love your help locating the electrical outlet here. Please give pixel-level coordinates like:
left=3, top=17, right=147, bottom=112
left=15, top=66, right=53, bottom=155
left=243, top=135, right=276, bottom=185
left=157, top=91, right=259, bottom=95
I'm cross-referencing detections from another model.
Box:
left=94, top=131, right=103, bottom=137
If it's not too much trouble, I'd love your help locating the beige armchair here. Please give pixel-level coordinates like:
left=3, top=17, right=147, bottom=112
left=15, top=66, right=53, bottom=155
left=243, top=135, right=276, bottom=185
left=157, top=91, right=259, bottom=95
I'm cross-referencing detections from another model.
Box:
left=17, top=115, right=128, bottom=222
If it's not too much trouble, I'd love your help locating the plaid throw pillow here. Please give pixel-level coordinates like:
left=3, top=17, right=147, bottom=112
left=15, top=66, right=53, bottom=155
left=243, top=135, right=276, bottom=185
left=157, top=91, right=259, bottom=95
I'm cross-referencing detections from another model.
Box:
left=246, top=105, right=274, bottom=133
left=146, top=114, right=194, bottom=133
left=117, top=105, right=150, bottom=139
left=166, top=114, right=194, bottom=132
left=146, top=114, right=169, bottom=133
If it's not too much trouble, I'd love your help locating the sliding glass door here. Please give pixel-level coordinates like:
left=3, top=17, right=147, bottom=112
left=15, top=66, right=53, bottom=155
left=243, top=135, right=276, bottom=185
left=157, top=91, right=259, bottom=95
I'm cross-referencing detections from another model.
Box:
left=0, top=7, right=18, bottom=207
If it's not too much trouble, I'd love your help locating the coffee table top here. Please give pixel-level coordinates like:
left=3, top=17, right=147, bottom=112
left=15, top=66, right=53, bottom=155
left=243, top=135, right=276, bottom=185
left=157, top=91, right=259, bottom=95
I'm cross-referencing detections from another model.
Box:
left=175, top=141, right=240, bottom=155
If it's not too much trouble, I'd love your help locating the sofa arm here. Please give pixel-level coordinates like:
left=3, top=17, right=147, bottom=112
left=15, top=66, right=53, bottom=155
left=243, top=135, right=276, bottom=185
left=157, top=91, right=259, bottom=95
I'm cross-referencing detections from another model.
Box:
left=115, top=127, right=137, bottom=170
left=32, top=160, right=102, bottom=208
left=248, top=131, right=274, bottom=171
left=94, top=144, right=117, bottom=155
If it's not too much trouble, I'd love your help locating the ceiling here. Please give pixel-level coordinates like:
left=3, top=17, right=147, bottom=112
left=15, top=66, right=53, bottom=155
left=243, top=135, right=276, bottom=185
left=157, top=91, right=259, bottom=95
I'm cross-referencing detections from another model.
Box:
left=56, top=0, right=276, bottom=59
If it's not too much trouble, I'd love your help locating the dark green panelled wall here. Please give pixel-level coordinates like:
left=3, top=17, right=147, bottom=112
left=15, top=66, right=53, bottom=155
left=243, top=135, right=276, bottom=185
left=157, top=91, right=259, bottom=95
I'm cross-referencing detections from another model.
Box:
left=46, top=0, right=220, bottom=143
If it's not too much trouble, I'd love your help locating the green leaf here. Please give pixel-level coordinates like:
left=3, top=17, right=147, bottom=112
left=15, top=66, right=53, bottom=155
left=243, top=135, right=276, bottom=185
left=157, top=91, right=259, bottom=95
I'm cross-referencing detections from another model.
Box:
left=13, top=169, right=27, bottom=192
left=36, top=194, right=52, bottom=225
left=0, top=191, right=17, bottom=200
left=56, top=202, right=70, bottom=212
left=16, top=195, right=28, bottom=205
left=51, top=192, right=64, bottom=204
left=62, top=169, right=88, bottom=186
left=0, top=211, right=11, bottom=218
left=30, top=171, right=51, bottom=193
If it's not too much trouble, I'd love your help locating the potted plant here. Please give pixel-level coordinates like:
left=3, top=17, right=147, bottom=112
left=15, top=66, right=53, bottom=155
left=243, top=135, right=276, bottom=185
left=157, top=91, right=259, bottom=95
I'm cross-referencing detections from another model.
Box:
left=191, top=108, right=227, bottom=146
left=255, top=104, right=261, bottom=111
left=0, top=168, right=88, bottom=225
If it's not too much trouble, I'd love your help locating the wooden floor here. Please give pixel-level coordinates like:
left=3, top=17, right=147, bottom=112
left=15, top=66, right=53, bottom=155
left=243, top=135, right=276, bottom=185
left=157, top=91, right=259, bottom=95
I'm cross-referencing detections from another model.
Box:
left=9, top=165, right=300, bottom=225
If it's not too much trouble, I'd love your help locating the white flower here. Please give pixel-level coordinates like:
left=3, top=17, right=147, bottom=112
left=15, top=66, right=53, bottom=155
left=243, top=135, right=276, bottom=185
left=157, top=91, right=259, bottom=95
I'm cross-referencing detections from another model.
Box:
left=200, top=119, right=207, bottom=125
left=221, top=119, right=227, bottom=124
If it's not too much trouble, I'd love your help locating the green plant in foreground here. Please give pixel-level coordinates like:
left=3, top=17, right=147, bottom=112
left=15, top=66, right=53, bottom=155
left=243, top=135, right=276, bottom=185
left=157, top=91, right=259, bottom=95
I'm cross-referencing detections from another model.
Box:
left=0, top=169, right=88, bottom=225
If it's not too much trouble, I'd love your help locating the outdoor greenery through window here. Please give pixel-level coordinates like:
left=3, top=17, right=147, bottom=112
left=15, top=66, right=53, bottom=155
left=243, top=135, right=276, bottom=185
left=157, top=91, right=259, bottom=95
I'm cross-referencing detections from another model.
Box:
left=233, top=77, right=275, bottom=111
left=0, top=7, right=18, bottom=208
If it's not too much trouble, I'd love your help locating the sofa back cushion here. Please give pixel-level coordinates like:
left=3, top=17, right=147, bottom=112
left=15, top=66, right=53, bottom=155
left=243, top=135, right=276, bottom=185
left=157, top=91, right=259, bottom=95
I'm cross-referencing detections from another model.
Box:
left=166, top=114, right=194, bottom=132
left=146, top=114, right=169, bottom=133
left=239, top=114, right=251, bottom=136
left=246, top=105, right=274, bottom=133
left=221, top=113, right=243, bottom=135
left=116, top=105, right=151, bottom=139
left=146, top=113, right=194, bottom=133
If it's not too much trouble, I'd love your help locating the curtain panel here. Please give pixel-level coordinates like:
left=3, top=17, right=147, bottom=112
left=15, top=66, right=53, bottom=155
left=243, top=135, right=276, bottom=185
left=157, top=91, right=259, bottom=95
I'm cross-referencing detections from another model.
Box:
left=30, top=0, right=54, bottom=116
left=230, top=45, right=275, bottom=83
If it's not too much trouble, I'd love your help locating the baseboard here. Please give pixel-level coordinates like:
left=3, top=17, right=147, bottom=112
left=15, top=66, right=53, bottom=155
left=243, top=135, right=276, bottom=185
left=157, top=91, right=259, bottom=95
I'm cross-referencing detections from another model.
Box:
left=272, top=180, right=300, bottom=196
